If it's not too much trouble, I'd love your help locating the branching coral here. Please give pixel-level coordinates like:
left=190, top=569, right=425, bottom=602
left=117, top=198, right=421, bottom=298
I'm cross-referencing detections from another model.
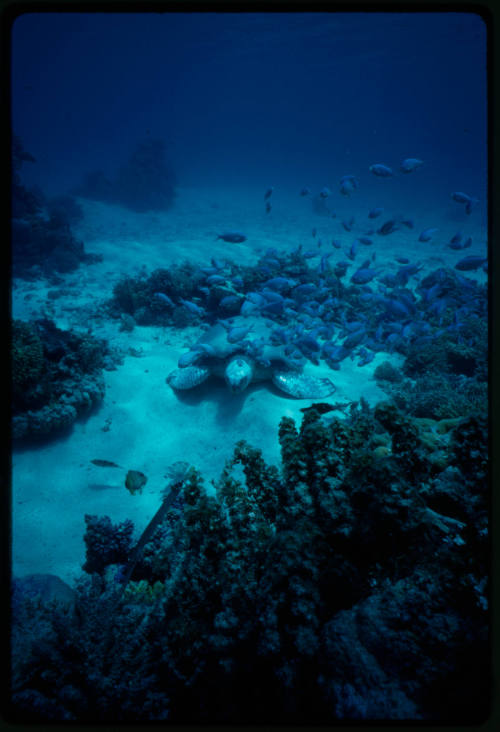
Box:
left=11, top=399, right=488, bottom=723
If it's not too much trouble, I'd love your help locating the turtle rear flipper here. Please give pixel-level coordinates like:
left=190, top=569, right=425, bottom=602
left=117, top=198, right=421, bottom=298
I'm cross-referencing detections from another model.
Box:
left=272, top=371, right=336, bottom=399
left=167, top=365, right=211, bottom=390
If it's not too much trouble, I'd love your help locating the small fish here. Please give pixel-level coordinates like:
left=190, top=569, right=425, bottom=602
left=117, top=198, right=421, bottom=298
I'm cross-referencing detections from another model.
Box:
left=342, top=217, right=355, bottom=232
left=180, top=299, right=205, bottom=316
left=319, top=187, right=331, bottom=198
left=451, top=191, right=472, bottom=204
left=312, top=227, right=317, bottom=238
left=418, top=227, right=438, bottom=242
left=264, top=187, right=274, bottom=200
left=351, top=267, right=378, bottom=284
left=455, top=255, right=487, bottom=271
left=369, top=164, right=394, bottom=177
left=395, top=256, right=410, bottom=264
left=227, top=324, right=253, bottom=343
left=300, top=187, right=311, bottom=196
left=448, top=233, right=465, bottom=250
left=377, top=220, right=398, bottom=235
left=153, top=292, right=174, bottom=307
left=91, top=459, right=122, bottom=468
left=206, top=274, right=226, bottom=285
left=400, top=158, right=423, bottom=173
left=331, top=238, right=342, bottom=249
left=358, top=236, right=373, bottom=246
left=401, top=219, right=414, bottom=229
left=265, top=201, right=272, bottom=214
left=216, top=232, right=247, bottom=243
left=465, top=198, right=479, bottom=215
left=368, top=207, right=384, bottom=218
left=339, top=175, right=358, bottom=196
left=178, top=350, right=204, bottom=368
left=346, top=239, right=358, bottom=261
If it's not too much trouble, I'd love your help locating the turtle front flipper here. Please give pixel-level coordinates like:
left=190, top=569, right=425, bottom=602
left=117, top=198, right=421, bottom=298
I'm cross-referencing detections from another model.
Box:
left=272, top=370, right=336, bottom=399
left=167, top=365, right=211, bottom=390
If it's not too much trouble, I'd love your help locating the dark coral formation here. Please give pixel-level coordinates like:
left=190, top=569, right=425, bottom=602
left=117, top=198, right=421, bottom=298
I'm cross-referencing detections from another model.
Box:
left=74, top=138, right=176, bottom=212
left=10, top=403, right=488, bottom=722
left=11, top=136, right=98, bottom=279
left=11, top=318, right=111, bottom=441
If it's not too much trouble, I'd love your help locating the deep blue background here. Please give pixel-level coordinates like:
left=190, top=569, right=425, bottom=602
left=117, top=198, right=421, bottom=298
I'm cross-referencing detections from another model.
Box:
left=11, top=11, right=487, bottom=199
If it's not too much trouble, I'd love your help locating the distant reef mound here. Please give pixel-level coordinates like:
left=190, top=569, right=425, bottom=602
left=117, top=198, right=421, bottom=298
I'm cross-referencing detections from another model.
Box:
left=73, top=138, right=177, bottom=213
left=11, top=135, right=100, bottom=279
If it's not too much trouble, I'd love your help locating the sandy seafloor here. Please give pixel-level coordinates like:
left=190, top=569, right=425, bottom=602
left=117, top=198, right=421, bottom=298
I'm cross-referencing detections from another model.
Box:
left=11, top=184, right=488, bottom=585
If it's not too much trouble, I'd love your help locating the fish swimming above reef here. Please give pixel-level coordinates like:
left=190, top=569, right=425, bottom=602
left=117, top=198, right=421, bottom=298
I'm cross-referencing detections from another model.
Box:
left=216, top=232, right=247, bottom=243
left=400, top=157, right=423, bottom=173
left=369, top=164, right=394, bottom=177
left=264, top=187, right=274, bottom=200
left=454, top=255, right=487, bottom=271
left=368, top=207, right=384, bottom=218
left=300, top=187, right=311, bottom=196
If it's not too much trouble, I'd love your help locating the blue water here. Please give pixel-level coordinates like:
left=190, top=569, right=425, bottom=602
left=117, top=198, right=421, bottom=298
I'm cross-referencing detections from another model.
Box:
left=12, top=12, right=487, bottom=200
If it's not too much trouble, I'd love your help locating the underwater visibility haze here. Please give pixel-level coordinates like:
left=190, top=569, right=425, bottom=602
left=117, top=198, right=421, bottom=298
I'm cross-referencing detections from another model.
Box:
left=9, top=10, right=489, bottom=723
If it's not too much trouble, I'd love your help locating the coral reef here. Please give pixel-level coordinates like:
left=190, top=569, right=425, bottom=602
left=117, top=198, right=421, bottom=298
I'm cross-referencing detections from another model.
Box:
left=74, top=138, right=176, bottom=212
left=10, top=401, right=488, bottom=722
left=11, top=136, right=98, bottom=278
left=11, top=318, right=111, bottom=441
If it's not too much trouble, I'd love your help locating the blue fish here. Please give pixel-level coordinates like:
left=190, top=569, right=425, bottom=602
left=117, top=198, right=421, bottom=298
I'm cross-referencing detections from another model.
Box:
left=451, top=191, right=472, bottom=204
left=401, top=219, right=415, bottom=229
left=418, top=227, right=438, bottom=242
left=331, top=239, right=342, bottom=249
left=346, top=239, right=358, bottom=261
left=293, top=283, right=318, bottom=298
left=227, top=325, right=253, bottom=343
left=357, top=348, right=375, bottom=366
left=180, top=299, right=205, bottom=316
left=455, top=255, right=487, bottom=271
left=154, top=292, right=174, bottom=307
left=369, top=164, right=393, bottom=177
left=263, top=277, right=294, bottom=291
left=358, top=236, right=373, bottom=246
left=400, top=158, right=423, bottom=173
left=206, top=274, right=226, bottom=285
left=351, top=267, right=378, bottom=284
left=300, top=187, right=311, bottom=196
left=339, top=175, right=358, bottom=196
left=218, top=295, right=242, bottom=311
left=377, top=220, right=399, bottom=235
left=368, top=207, right=384, bottom=218
left=343, top=328, right=366, bottom=349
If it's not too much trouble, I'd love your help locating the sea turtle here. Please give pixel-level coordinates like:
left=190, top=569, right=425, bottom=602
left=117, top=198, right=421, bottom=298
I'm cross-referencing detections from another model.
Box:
left=166, top=316, right=336, bottom=399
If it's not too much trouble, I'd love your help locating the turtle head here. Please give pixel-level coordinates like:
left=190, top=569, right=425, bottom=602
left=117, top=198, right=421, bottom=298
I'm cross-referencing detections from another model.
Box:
left=224, top=355, right=253, bottom=393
